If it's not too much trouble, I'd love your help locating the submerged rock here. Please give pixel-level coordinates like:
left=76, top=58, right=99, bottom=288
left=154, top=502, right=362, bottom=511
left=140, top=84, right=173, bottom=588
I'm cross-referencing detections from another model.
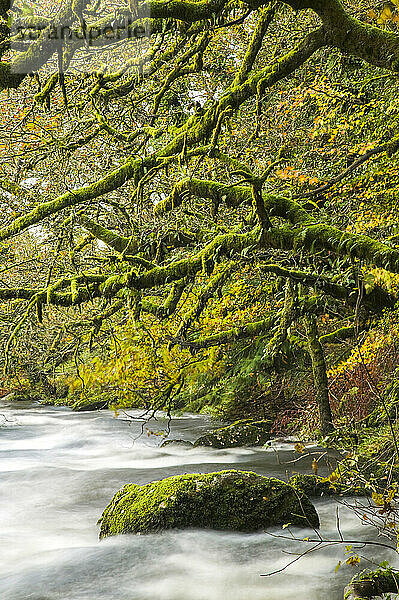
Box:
left=193, top=419, right=271, bottom=449
left=98, top=469, right=319, bottom=538
left=160, top=439, right=194, bottom=448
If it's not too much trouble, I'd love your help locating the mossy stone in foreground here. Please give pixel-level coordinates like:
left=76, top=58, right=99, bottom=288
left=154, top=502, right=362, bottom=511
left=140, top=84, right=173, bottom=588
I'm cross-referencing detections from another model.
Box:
left=289, top=473, right=364, bottom=497
left=98, top=470, right=319, bottom=539
left=289, top=473, right=333, bottom=497
left=290, top=469, right=370, bottom=498
left=193, top=419, right=271, bottom=449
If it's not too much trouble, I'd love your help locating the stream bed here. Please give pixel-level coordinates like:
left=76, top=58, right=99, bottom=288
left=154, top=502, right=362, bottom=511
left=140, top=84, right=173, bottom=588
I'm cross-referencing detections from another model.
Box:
left=0, top=402, right=397, bottom=600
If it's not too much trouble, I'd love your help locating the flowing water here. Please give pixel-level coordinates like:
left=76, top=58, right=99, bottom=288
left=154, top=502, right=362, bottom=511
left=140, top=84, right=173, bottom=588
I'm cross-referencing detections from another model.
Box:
left=0, top=400, right=397, bottom=600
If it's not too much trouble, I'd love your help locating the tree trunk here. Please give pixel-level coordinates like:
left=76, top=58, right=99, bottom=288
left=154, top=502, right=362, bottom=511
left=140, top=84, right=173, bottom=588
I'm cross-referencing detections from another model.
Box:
left=304, top=314, right=334, bottom=435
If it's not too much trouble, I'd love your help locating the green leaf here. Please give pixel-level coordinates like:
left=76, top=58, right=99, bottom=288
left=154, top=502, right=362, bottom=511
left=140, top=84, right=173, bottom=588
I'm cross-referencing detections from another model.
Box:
left=21, top=2, right=34, bottom=16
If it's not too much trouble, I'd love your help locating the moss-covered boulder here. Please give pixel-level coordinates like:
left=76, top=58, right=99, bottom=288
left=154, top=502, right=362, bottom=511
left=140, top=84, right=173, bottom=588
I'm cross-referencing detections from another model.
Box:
left=98, top=469, right=319, bottom=538
left=289, top=473, right=368, bottom=497
left=290, top=473, right=347, bottom=497
left=193, top=419, right=271, bottom=449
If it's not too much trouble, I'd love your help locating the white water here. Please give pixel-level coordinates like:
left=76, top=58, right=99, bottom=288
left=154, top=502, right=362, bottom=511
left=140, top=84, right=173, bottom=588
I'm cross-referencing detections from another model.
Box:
left=0, top=402, right=396, bottom=600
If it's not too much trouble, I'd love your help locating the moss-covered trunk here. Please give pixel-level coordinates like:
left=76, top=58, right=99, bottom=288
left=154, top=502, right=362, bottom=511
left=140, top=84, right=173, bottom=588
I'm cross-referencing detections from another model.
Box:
left=304, top=315, right=334, bottom=435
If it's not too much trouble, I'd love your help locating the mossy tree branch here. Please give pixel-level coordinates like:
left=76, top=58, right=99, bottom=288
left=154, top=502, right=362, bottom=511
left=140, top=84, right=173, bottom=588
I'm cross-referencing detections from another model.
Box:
left=282, top=0, right=399, bottom=72
left=77, top=214, right=138, bottom=254
left=4, top=0, right=399, bottom=412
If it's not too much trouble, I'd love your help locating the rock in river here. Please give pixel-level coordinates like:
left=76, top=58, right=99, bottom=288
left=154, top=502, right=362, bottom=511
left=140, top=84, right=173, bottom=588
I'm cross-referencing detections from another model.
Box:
left=160, top=438, right=194, bottom=448
left=193, top=419, right=271, bottom=449
left=98, top=469, right=319, bottom=538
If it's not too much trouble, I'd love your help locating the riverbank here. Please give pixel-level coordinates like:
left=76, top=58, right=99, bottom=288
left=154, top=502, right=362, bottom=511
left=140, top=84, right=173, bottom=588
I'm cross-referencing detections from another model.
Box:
left=1, top=401, right=396, bottom=600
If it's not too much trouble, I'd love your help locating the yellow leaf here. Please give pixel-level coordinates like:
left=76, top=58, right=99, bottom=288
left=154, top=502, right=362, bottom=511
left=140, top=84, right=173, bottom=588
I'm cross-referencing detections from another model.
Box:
left=346, top=555, right=360, bottom=567
left=372, top=492, right=384, bottom=506
left=381, top=6, right=393, bottom=20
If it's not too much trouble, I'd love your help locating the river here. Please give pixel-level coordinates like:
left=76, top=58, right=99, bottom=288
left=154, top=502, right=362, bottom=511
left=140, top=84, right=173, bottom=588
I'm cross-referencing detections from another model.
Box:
left=0, top=400, right=397, bottom=600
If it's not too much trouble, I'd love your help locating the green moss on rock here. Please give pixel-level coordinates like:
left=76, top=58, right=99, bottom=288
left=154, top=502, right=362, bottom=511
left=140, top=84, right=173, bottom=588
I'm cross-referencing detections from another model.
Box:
left=290, top=473, right=335, bottom=497
left=193, top=419, right=271, bottom=449
left=73, top=399, right=109, bottom=412
left=289, top=473, right=366, bottom=497
left=65, top=391, right=112, bottom=411
left=98, top=469, right=319, bottom=538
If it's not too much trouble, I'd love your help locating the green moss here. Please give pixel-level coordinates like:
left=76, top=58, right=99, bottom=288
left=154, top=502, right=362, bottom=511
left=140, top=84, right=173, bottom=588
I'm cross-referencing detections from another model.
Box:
left=304, top=314, right=333, bottom=435
left=263, top=222, right=399, bottom=276
left=191, top=316, right=275, bottom=349
left=193, top=420, right=272, bottom=448
left=1, top=390, right=42, bottom=403
left=72, top=399, right=109, bottom=412
left=78, top=214, right=137, bottom=254
left=319, top=326, right=355, bottom=344
left=289, top=473, right=366, bottom=497
left=345, top=566, right=399, bottom=599
left=98, top=469, right=319, bottom=538
left=0, top=157, right=141, bottom=243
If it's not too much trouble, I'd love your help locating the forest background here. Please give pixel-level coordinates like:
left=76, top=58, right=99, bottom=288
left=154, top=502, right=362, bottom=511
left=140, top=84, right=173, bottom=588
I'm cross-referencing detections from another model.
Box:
left=2, top=0, right=399, bottom=446
left=6, top=2, right=399, bottom=595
